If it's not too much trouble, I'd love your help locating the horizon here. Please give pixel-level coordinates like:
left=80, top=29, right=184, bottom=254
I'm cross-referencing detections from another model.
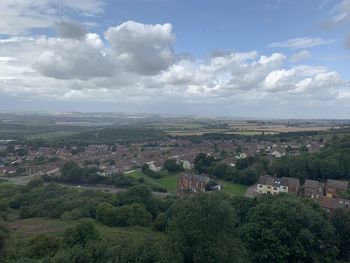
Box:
left=0, top=0, right=350, bottom=118
left=1, top=110, right=350, bottom=121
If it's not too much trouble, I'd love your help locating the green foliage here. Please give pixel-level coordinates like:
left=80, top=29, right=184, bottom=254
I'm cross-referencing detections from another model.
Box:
left=194, top=153, right=265, bottom=186
left=331, top=209, right=350, bottom=261
left=143, top=168, right=162, bottom=179
left=0, top=223, right=8, bottom=261
left=242, top=194, right=337, bottom=262
left=166, top=194, right=248, bottom=263
left=96, top=203, right=152, bottom=227
left=24, top=178, right=45, bottom=192
left=212, top=163, right=230, bottom=179
left=69, top=127, right=168, bottom=145
left=27, top=234, right=61, bottom=258
left=60, top=161, right=102, bottom=184
left=63, top=220, right=99, bottom=247
left=270, top=135, right=350, bottom=182
left=164, top=159, right=182, bottom=173
left=194, top=153, right=215, bottom=174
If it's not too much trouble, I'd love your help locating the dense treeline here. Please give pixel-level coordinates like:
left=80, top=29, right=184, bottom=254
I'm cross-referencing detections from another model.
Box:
left=194, top=153, right=266, bottom=185
left=67, top=127, right=168, bottom=145
left=269, top=135, right=350, bottom=182
left=1, top=179, right=350, bottom=262
left=53, top=161, right=167, bottom=192
left=192, top=135, right=350, bottom=186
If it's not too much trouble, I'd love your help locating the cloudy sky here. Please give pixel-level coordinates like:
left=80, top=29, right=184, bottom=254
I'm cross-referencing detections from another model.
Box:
left=0, top=0, right=350, bottom=118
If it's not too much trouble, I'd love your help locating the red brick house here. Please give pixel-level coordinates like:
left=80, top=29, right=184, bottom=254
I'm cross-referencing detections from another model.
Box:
left=177, top=174, right=209, bottom=196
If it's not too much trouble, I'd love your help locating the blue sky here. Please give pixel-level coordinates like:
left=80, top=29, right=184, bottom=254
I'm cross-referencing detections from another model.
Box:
left=0, top=0, right=349, bottom=118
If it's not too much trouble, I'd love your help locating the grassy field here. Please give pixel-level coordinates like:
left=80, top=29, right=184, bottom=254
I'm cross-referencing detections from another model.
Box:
left=218, top=180, right=248, bottom=196
left=125, top=171, right=165, bottom=188
left=125, top=171, right=247, bottom=196
left=125, top=171, right=179, bottom=194
left=4, top=217, right=165, bottom=260
left=157, top=174, right=179, bottom=194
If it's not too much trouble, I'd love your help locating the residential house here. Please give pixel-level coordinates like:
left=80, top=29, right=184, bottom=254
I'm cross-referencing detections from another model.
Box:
left=304, top=179, right=325, bottom=198
left=315, top=196, right=350, bottom=214
left=181, top=160, right=193, bottom=170
left=177, top=174, right=209, bottom=196
left=146, top=161, right=161, bottom=172
left=257, top=175, right=300, bottom=195
left=325, top=179, right=349, bottom=198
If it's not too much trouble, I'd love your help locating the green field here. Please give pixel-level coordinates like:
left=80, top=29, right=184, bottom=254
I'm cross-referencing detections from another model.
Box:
left=157, top=174, right=179, bottom=194
left=125, top=171, right=179, bottom=194
left=126, top=171, right=163, bottom=186
left=125, top=171, right=247, bottom=196
left=218, top=180, right=248, bottom=196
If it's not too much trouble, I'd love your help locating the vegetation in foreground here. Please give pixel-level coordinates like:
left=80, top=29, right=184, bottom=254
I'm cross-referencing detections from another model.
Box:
left=0, top=179, right=350, bottom=262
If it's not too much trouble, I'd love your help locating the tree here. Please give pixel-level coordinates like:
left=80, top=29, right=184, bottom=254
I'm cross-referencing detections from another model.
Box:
left=166, top=194, right=248, bottom=263
left=96, top=203, right=152, bottom=227
left=331, top=209, right=350, bottom=261
left=242, top=194, right=337, bottom=262
left=212, top=163, right=230, bottom=179
left=63, top=220, right=99, bottom=247
left=164, top=159, right=181, bottom=173
left=235, top=158, right=249, bottom=170
left=141, top=163, right=149, bottom=172
left=237, top=167, right=259, bottom=185
left=27, top=234, right=60, bottom=258
left=0, top=224, right=7, bottom=261
left=194, top=153, right=215, bottom=174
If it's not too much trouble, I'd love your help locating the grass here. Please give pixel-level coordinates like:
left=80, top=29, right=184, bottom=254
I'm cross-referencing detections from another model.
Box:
left=5, top=217, right=165, bottom=244
left=218, top=180, right=248, bottom=196
left=157, top=174, right=179, bottom=194
left=125, top=171, right=247, bottom=196
left=5, top=217, right=165, bottom=260
left=125, top=171, right=180, bottom=194
left=126, top=171, right=165, bottom=188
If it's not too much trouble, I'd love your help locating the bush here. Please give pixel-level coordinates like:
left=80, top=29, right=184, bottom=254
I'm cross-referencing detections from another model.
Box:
left=63, top=220, right=99, bottom=247
left=27, top=234, right=61, bottom=258
left=97, top=203, right=152, bottom=227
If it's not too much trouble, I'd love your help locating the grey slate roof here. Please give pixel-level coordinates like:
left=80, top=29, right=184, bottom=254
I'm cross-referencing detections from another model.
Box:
left=326, top=179, right=349, bottom=190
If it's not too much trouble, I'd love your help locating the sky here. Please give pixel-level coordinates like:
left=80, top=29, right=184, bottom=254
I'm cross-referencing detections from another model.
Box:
left=0, top=0, right=350, bottom=118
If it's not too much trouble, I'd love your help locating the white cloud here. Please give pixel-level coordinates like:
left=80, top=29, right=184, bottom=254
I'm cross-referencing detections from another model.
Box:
left=0, top=0, right=104, bottom=35
left=263, top=66, right=342, bottom=95
left=0, top=20, right=348, bottom=111
left=268, top=37, right=337, bottom=49
left=105, top=21, right=176, bottom=75
left=33, top=33, right=115, bottom=80
left=327, top=0, right=350, bottom=27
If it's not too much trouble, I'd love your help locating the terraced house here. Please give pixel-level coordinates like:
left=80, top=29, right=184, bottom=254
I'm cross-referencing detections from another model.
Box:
left=257, top=175, right=300, bottom=195
left=177, top=174, right=209, bottom=196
